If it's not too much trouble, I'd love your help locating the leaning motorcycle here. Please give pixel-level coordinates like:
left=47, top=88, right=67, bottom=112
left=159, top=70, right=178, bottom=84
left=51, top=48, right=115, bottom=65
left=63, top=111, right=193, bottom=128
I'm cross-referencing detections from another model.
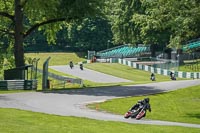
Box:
left=124, top=108, right=141, bottom=119
left=124, top=106, right=146, bottom=120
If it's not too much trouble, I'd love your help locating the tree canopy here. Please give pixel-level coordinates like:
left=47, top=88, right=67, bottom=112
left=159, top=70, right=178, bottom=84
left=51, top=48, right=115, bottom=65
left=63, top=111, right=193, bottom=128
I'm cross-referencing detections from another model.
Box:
left=0, top=0, right=105, bottom=67
left=0, top=0, right=200, bottom=69
left=107, top=0, right=200, bottom=48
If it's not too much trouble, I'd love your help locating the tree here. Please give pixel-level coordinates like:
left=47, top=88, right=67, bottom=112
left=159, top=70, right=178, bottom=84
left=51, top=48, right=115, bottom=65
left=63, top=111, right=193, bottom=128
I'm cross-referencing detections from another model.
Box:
left=68, top=17, right=113, bottom=52
left=24, top=17, right=113, bottom=52
left=138, top=0, right=200, bottom=50
left=106, top=0, right=200, bottom=57
left=105, top=0, right=146, bottom=44
left=0, top=0, right=104, bottom=67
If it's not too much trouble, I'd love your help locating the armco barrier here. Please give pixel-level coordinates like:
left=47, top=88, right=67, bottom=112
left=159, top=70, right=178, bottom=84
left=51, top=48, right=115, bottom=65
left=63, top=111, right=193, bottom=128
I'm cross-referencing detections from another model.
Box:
left=117, top=58, right=200, bottom=79
left=0, top=80, right=37, bottom=90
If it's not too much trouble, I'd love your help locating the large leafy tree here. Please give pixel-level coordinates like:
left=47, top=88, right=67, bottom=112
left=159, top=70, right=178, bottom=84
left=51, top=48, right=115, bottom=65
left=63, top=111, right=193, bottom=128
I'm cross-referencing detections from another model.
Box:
left=68, top=17, right=113, bottom=52
left=24, top=17, right=113, bottom=52
left=0, top=0, right=104, bottom=67
left=106, top=0, right=200, bottom=56
left=137, top=0, right=200, bottom=49
left=106, top=0, right=145, bottom=44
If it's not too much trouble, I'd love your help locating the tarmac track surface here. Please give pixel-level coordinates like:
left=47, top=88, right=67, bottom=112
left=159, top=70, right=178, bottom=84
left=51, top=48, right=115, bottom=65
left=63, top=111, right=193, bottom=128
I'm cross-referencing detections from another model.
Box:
left=0, top=65, right=200, bottom=128
left=49, top=65, right=132, bottom=83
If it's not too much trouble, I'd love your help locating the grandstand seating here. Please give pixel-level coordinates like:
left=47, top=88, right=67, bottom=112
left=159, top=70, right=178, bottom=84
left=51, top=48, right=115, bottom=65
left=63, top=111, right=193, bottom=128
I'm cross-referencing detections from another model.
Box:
left=182, top=40, right=200, bottom=51
left=96, top=45, right=150, bottom=58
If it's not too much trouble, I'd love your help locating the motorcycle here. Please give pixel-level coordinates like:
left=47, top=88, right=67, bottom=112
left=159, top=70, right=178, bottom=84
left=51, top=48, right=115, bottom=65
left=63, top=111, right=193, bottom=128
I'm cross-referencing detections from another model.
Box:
left=124, top=106, right=146, bottom=120
left=69, top=61, right=74, bottom=69
left=170, top=73, right=176, bottom=80
left=80, top=64, right=83, bottom=70
left=150, top=76, right=155, bottom=81
left=135, top=108, right=146, bottom=120
left=150, top=73, right=155, bottom=81
left=124, top=109, right=140, bottom=119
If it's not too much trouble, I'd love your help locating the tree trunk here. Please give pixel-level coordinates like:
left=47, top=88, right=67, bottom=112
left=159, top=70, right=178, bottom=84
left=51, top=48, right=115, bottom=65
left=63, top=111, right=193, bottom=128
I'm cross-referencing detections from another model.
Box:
left=177, top=48, right=184, bottom=65
left=150, top=44, right=156, bottom=57
left=14, top=0, right=25, bottom=67
left=164, top=48, right=172, bottom=59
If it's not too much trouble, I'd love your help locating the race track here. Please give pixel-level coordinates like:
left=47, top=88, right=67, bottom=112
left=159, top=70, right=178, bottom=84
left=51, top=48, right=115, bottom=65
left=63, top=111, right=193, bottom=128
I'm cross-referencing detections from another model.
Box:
left=0, top=65, right=200, bottom=128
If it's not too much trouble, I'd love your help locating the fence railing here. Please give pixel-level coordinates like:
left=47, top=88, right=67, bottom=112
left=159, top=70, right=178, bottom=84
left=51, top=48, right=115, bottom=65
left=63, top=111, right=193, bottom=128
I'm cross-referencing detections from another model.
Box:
left=37, top=68, right=83, bottom=88
left=113, top=58, right=200, bottom=79
left=0, top=80, right=37, bottom=90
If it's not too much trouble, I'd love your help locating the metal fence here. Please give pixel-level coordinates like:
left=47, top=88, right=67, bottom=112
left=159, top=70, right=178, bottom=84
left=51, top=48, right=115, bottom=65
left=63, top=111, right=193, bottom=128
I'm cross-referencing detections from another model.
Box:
left=114, top=58, right=200, bottom=79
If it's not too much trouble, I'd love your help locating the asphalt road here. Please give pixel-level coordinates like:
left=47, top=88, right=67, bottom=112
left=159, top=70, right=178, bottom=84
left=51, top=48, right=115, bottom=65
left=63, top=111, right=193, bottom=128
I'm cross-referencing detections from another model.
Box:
left=0, top=65, right=200, bottom=128
left=49, top=65, right=132, bottom=83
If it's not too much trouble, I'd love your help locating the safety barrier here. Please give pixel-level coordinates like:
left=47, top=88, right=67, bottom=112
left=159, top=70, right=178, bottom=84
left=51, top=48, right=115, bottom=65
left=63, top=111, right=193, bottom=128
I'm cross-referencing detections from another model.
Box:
left=45, top=72, right=83, bottom=89
left=116, top=58, right=200, bottom=79
left=0, top=80, right=37, bottom=90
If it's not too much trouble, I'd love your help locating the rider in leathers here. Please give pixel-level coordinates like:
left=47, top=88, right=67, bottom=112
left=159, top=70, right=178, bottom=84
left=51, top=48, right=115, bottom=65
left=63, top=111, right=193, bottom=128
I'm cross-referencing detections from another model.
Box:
left=130, top=98, right=151, bottom=117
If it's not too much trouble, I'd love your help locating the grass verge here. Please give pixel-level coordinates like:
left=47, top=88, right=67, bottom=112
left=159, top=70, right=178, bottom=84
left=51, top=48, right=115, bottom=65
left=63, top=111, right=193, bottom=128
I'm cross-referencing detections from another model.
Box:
left=0, top=108, right=199, bottom=133
left=88, top=85, right=200, bottom=124
left=85, top=63, right=176, bottom=82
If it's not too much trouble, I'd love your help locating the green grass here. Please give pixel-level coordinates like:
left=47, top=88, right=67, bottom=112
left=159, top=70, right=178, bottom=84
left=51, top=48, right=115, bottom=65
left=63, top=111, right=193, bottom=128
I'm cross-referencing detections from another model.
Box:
left=25, top=52, right=86, bottom=69
left=25, top=53, right=174, bottom=89
left=179, top=59, right=200, bottom=72
left=0, top=108, right=199, bottom=133
left=25, top=52, right=128, bottom=89
left=85, top=63, right=174, bottom=83
left=24, top=52, right=189, bottom=90
left=25, top=52, right=86, bottom=90
left=88, top=85, right=200, bottom=124
left=1, top=52, right=200, bottom=132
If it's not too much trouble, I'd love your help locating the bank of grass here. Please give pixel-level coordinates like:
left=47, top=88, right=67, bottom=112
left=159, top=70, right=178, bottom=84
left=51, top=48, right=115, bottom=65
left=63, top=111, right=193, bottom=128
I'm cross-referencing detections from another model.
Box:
left=25, top=52, right=86, bottom=69
left=88, top=85, right=200, bottom=124
left=179, top=59, right=200, bottom=72
left=84, top=63, right=173, bottom=83
left=25, top=52, right=189, bottom=89
left=47, top=62, right=173, bottom=90
left=0, top=108, right=199, bottom=133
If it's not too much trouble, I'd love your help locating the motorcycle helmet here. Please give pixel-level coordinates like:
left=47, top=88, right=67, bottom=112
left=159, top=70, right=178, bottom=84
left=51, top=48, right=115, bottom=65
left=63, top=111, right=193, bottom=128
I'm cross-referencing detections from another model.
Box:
left=144, top=98, right=150, bottom=103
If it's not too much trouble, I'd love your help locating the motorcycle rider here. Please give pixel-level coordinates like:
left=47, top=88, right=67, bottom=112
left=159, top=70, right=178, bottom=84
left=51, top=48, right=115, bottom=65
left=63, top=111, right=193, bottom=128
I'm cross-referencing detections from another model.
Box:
left=130, top=98, right=151, bottom=117
left=69, top=61, right=74, bottom=69
left=150, top=73, right=155, bottom=81
left=170, top=71, right=176, bottom=80
left=80, top=63, right=83, bottom=70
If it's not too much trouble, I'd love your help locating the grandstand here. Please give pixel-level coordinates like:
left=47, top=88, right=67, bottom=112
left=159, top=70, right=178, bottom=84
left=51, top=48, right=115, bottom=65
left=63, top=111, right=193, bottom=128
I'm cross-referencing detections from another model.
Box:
left=182, top=39, right=200, bottom=52
left=96, top=44, right=150, bottom=58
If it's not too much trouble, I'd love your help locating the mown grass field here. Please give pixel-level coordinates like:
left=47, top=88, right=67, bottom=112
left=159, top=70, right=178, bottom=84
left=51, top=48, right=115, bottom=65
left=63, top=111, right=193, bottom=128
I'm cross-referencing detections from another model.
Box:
left=25, top=52, right=174, bottom=89
left=0, top=108, right=199, bottom=133
left=179, top=59, right=200, bottom=72
left=84, top=63, right=173, bottom=83
left=88, top=85, right=200, bottom=124
left=0, top=52, right=199, bottom=132
left=25, top=52, right=86, bottom=69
